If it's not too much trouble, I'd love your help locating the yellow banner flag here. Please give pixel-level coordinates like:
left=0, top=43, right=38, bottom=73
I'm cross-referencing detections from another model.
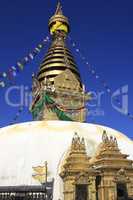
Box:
left=32, top=174, right=46, bottom=184
left=32, top=166, right=47, bottom=175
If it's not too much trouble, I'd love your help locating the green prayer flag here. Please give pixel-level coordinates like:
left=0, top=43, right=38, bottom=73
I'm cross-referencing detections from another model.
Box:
left=31, top=93, right=73, bottom=121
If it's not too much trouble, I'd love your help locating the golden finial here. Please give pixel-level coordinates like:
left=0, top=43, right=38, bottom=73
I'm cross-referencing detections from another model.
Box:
left=102, top=130, right=109, bottom=143
left=55, top=1, right=63, bottom=15
left=71, top=133, right=86, bottom=151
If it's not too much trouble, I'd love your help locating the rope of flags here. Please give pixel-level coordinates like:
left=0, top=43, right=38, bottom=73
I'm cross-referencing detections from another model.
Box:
left=0, top=35, right=50, bottom=125
left=68, top=36, right=133, bottom=121
left=8, top=106, right=24, bottom=125
left=9, top=103, right=29, bottom=125
left=0, top=36, right=50, bottom=88
left=1, top=33, right=133, bottom=125
left=13, top=106, right=24, bottom=121
left=8, top=87, right=33, bottom=125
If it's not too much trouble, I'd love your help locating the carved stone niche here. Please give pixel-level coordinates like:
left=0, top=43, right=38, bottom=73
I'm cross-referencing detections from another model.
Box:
left=113, top=169, right=132, bottom=200
left=74, top=172, right=89, bottom=185
left=114, top=168, right=130, bottom=183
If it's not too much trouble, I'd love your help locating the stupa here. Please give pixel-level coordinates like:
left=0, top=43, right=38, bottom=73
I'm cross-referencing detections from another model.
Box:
left=0, top=2, right=133, bottom=200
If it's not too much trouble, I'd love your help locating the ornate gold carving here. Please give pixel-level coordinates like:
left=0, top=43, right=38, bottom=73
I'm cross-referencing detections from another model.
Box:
left=60, top=133, right=90, bottom=177
left=54, top=69, right=82, bottom=92
left=59, top=132, right=133, bottom=200
left=114, top=168, right=130, bottom=183
left=74, top=172, right=89, bottom=185
left=93, top=130, right=129, bottom=163
left=71, top=133, right=86, bottom=151
left=60, top=133, right=98, bottom=200
left=101, top=130, right=119, bottom=151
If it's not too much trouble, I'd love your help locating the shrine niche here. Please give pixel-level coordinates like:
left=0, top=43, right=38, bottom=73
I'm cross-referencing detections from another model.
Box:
left=114, top=168, right=130, bottom=183
left=117, top=183, right=128, bottom=200
left=75, top=184, right=88, bottom=200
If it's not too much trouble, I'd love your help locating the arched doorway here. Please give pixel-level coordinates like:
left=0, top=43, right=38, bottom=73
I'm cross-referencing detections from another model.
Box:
left=117, top=183, right=128, bottom=200
left=75, top=184, right=88, bottom=200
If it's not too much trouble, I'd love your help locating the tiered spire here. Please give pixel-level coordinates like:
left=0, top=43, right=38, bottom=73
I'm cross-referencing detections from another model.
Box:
left=31, top=3, right=89, bottom=122
left=38, top=2, right=79, bottom=84
left=60, top=133, right=90, bottom=178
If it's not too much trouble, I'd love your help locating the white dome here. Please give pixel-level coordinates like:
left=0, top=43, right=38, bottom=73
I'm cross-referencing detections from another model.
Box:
left=0, top=121, right=132, bottom=200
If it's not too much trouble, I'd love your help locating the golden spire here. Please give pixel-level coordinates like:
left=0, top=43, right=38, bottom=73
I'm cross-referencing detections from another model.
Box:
left=31, top=3, right=89, bottom=122
left=38, top=2, right=79, bottom=85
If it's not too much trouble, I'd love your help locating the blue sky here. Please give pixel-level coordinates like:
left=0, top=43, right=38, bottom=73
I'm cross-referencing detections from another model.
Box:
left=0, top=0, right=133, bottom=139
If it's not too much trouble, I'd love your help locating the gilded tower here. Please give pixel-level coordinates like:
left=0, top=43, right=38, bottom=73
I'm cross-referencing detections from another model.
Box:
left=31, top=2, right=90, bottom=122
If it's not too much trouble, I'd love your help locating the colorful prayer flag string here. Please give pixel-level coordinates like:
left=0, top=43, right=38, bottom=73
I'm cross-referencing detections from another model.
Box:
left=0, top=36, right=50, bottom=88
left=68, top=36, right=133, bottom=121
left=8, top=106, right=24, bottom=126
left=6, top=86, right=32, bottom=125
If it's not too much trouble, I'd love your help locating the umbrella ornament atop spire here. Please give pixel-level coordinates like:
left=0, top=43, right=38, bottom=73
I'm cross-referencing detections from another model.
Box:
left=49, top=2, right=70, bottom=35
